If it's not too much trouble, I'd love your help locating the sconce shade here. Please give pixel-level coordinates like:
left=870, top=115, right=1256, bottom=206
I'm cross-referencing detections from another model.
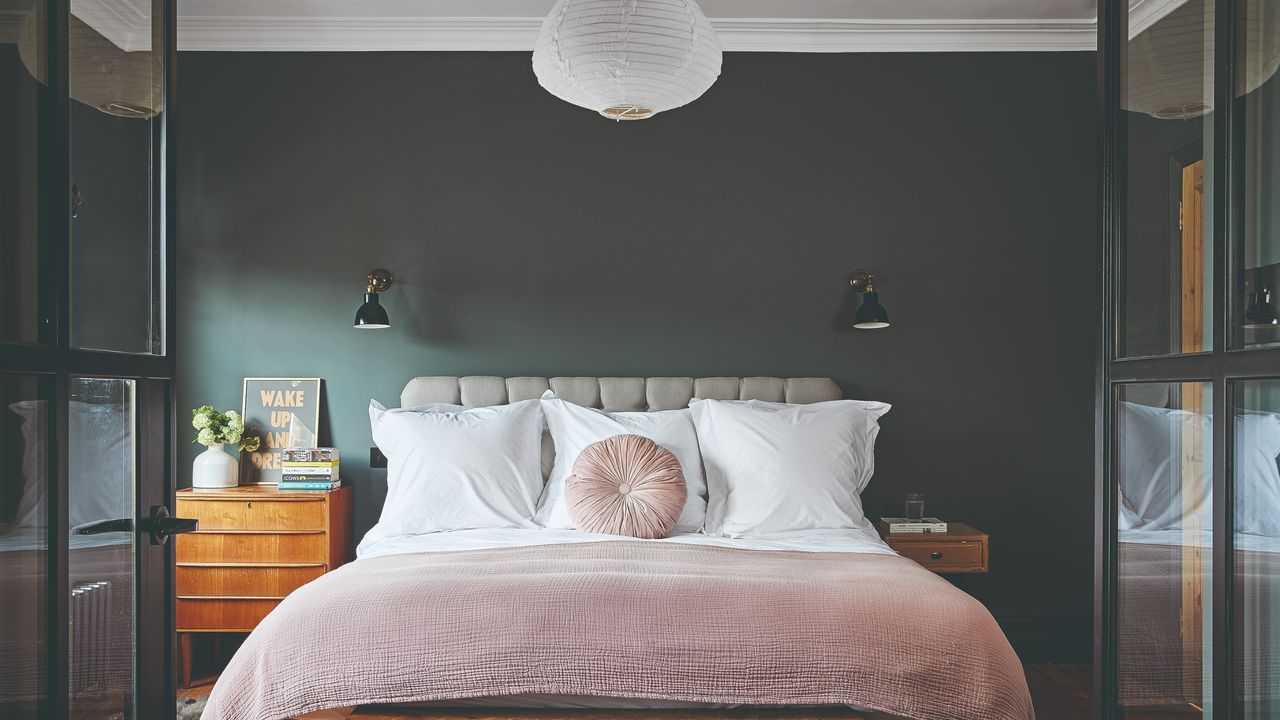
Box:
left=1245, top=285, right=1278, bottom=328
left=353, top=292, right=390, bottom=329
left=854, top=291, right=890, bottom=330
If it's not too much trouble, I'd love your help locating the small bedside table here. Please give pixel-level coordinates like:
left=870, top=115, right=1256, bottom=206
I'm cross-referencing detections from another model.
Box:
left=175, top=485, right=352, bottom=686
left=875, top=520, right=989, bottom=574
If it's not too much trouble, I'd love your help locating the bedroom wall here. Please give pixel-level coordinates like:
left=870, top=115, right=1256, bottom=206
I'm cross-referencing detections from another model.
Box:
left=176, top=50, right=1098, bottom=662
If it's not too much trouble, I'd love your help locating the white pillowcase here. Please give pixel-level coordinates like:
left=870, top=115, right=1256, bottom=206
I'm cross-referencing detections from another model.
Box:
left=366, top=399, right=544, bottom=537
left=691, top=398, right=890, bottom=537
left=536, top=392, right=708, bottom=532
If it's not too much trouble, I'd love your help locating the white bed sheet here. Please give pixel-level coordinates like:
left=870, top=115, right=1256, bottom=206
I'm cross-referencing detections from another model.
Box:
left=356, top=523, right=896, bottom=559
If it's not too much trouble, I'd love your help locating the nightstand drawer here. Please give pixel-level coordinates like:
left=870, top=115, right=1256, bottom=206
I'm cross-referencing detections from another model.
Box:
left=177, top=598, right=281, bottom=632
left=177, top=498, right=326, bottom=532
left=895, top=541, right=985, bottom=571
left=176, top=564, right=326, bottom=597
left=175, top=532, right=329, bottom=564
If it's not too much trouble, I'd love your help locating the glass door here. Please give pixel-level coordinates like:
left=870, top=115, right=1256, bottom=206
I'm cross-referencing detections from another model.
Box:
left=1100, top=0, right=1280, bottom=717
left=0, top=1, right=181, bottom=719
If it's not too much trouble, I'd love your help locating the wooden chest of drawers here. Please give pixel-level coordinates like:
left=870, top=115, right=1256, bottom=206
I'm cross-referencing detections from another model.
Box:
left=175, top=485, right=351, bottom=684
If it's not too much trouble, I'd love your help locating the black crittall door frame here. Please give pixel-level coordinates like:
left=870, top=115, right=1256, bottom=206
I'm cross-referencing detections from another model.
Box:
left=0, top=0, right=178, bottom=717
left=1097, top=0, right=1280, bottom=716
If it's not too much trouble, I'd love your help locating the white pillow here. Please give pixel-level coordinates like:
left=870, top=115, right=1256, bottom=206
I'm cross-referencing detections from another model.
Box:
left=535, top=392, right=707, bottom=532
left=691, top=398, right=890, bottom=537
left=366, top=399, right=544, bottom=536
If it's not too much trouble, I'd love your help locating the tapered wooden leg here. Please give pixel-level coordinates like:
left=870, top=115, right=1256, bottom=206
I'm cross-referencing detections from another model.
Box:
left=178, top=632, right=193, bottom=689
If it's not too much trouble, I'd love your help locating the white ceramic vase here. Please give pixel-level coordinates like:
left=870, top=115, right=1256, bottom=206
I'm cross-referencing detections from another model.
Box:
left=192, top=443, right=238, bottom=489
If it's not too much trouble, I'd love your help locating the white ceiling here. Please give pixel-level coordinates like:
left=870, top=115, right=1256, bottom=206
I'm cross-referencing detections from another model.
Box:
left=0, top=0, right=1186, bottom=53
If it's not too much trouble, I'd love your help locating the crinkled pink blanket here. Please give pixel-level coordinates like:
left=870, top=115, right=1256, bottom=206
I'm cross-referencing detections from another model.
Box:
left=203, top=542, right=1032, bottom=720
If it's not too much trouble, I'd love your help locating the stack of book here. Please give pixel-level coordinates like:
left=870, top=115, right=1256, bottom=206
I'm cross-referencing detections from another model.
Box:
left=879, top=517, right=948, bottom=534
left=279, top=448, right=340, bottom=491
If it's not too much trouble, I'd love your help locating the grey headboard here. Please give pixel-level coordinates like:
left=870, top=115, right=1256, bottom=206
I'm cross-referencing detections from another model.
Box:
left=401, top=376, right=842, bottom=411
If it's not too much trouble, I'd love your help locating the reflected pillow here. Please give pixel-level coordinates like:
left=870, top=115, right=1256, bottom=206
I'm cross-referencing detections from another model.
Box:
left=1117, top=401, right=1211, bottom=532
left=1235, top=411, right=1280, bottom=538
left=10, top=400, right=133, bottom=532
left=1118, top=402, right=1280, bottom=537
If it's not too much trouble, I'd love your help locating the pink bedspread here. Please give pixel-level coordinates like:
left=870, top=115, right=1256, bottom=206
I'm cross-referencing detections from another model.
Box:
left=202, top=542, right=1032, bottom=720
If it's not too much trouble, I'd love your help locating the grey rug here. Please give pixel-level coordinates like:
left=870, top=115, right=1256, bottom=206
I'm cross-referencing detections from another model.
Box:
left=177, top=692, right=207, bottom=720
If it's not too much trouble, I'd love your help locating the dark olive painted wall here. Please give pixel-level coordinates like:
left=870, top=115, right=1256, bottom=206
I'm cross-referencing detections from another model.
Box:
left=176, top=51, right=1098, bottom=661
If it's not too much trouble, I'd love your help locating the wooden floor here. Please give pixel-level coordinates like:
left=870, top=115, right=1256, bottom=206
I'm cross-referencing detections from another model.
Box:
left=180, top=664, right=1094, bottom=720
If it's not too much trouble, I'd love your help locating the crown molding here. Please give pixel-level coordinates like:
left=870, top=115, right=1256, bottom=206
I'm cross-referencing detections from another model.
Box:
left=175, top=15, right=1099, bottom=53
left=1128, top=0, right=1188, bottom=37
left=75, top=0, right=153, bottom=51
left=0, top=8, right=24, bottom=44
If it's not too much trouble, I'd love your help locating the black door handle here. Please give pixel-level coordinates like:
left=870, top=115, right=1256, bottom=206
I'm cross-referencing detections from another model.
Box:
left=74, top=506, right=198, bottom=546
left=145, top=505, right=198, bottom=546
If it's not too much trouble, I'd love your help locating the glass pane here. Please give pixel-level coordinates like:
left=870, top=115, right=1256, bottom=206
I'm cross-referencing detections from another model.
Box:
left=0, top=374, right=49, bottom=718
left=68, top=377, right=136, bottom=719
left=68, top=0, right=163, bottom=354
left=1116, top=382, right=1213, bottom=718
left=1121, top=0, right=1216, bottom=357
left=1237, top=1, right=1280, bottom=348
left=1233, top=381, right=1280, bottom=717
left=0, top=0, right=42, bottom=345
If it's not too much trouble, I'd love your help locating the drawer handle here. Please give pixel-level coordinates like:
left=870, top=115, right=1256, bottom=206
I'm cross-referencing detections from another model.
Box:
left=247, top=502, right=253, bottom=509
left=930, top=551, right=944, bottom=560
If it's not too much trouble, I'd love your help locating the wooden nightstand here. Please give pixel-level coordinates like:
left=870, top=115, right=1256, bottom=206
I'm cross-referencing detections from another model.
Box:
left=175, top=485, right=352, bottom=686
left=875, top=520, right=989, bottom=574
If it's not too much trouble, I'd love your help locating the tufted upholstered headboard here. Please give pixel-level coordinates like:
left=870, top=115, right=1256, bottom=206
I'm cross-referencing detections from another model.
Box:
left=394, top=377, right=842, bottom=477
left=401, top=376, right=843, bottom=411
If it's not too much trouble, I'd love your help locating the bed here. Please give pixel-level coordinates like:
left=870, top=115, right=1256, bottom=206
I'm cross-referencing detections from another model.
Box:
left=201, top=376, right=1033, bottom=720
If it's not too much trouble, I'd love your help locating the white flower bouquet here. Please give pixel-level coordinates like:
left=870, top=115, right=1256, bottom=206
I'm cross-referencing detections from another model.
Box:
left=191, top=406, right=261, bottom=452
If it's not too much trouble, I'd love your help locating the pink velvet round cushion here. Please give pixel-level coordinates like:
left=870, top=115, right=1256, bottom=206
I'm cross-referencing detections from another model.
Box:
left=565, top=434, right=688, bottom=539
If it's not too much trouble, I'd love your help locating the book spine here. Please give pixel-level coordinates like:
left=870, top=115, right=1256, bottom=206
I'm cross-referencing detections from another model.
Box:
left=277, top=482, right=340, bottom=490
left=281, top=474, right=338, bottom=483
left=280, top=461, right=340, bottom=468
left=280, top=466, right=339, bottom=476
left=281, top=448, right=340, bottom=463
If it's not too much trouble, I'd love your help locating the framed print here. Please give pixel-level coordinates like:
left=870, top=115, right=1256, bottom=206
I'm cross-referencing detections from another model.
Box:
left=241, top=377, right=322, bottom=484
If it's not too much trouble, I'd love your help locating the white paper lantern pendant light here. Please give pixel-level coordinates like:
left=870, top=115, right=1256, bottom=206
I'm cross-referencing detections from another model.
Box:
left=533, top=0, right=723, bottom=121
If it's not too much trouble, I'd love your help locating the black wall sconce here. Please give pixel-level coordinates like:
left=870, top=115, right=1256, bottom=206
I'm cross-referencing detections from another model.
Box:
left=1245, top=284, right=1278, bottom=328
left=849, top=269, right=890, bottom=330
left=353, top=269, right=393, bottom=329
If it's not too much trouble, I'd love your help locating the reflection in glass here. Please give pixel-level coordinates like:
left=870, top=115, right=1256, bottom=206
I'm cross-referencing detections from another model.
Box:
left=1121, top=0, right=1215, bottom=358
left=1234, top=381, right=1280, bottom=717
left=13, top=0, right=165, bottom=353
left=67, top=378, right=136, bottom=719
left=67, top=0, right=163, bottom=354
left=0, top=375, right=48, bottom=719
left=1116, top=383, right=1213, bottom=718
left=1238, top=1, right=1280, bottom=348
left=0, top=0, right=41, bottom=345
